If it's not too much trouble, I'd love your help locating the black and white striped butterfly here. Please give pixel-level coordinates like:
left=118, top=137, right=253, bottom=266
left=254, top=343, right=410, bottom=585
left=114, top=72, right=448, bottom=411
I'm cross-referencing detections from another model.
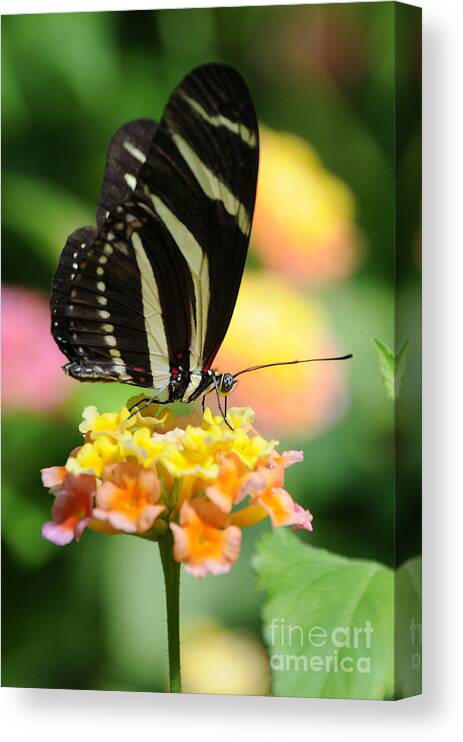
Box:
left=51, top=63, right=351, bottom=424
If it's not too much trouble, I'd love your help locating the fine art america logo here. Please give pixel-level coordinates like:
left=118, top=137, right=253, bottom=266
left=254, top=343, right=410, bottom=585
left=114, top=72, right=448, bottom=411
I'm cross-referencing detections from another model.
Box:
left=268, top=618, right=375, bottom=675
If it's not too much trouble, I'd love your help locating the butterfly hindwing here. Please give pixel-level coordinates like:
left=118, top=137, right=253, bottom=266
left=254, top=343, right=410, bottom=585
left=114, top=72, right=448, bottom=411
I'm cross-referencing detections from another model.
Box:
left=96, top=118, right=158, bottom=228
left=51, top=217, right=164, bottom=389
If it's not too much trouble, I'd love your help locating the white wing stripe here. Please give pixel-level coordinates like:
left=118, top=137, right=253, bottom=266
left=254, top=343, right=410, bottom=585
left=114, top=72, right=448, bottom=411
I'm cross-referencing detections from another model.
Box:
left=181, top=93, right=257, bottom=148
left=172, top=132, right=250, bottom=235
left=146, top=191, right=210, bottom=368
left=131, top=232, right=170, bottom=384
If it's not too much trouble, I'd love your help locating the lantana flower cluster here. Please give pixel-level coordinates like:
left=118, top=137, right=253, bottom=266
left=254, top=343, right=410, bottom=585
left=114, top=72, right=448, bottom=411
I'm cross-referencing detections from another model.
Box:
left=41, top=400, right=313, bottom=577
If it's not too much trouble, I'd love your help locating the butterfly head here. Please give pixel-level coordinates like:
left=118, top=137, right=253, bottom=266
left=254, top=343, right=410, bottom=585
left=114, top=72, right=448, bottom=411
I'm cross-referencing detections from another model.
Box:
left=218, top=372, right=237, bottom=396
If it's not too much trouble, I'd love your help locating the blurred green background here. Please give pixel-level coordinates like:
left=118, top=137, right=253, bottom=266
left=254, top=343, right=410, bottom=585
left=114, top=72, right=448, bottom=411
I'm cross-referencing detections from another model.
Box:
left=2, top=3, right=421, bottom=694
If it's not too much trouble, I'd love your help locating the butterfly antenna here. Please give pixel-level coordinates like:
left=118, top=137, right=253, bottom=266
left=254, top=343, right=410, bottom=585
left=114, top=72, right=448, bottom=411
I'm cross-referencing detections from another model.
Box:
left=233, top=354, right=353, bottom=379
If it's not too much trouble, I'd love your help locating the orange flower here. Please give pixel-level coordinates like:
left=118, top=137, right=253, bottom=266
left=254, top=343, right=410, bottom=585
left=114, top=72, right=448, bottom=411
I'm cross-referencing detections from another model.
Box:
left=170, top=501, right=241, bottom=578
left=41, top=474, right=96, bottom=545
left=93, top=462, right=164, bottom=534
left=241, top=466, right=294, bottom=527
left=239, top=464, right=313, bottom=530
left=205, top=455, right=247, bottom=513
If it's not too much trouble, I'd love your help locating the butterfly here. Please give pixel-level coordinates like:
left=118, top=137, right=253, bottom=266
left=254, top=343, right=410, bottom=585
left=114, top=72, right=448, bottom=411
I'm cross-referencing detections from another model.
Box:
left=51, top=63, right=351, bottom=426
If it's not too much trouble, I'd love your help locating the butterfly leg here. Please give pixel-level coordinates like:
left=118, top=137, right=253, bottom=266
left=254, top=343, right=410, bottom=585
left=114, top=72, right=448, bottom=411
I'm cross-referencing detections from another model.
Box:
left=127, top=383, right=171, bottom=418
left=211, top=374, right=233, bottom=430
left=128, top=396, right=173, bottom=418
left=127, top=397, right=149, bottom=414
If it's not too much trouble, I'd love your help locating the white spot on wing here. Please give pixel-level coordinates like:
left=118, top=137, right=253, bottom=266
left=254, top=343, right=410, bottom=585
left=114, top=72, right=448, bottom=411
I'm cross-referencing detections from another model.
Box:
left=124, top=173, right=137, bottom=190
left=123, top=140, right=146, bottom=163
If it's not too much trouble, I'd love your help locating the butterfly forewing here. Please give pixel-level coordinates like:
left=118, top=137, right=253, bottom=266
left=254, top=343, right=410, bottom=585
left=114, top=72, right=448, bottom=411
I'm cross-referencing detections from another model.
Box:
left=51, top=63, right=259, bottom=400
left=138, top=63, right=259, bottom=373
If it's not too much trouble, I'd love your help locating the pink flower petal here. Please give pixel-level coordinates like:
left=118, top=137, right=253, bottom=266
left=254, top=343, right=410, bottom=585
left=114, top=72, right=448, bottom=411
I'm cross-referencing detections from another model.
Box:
left=41, top=474, right=96, bottom=546
left=277, top=450, right=304, bottom=468
left=41, top=520, right=75, bottom=546
left=41, top=466, right=67, bottom=488
left=291, top=503, right=314, bottom=532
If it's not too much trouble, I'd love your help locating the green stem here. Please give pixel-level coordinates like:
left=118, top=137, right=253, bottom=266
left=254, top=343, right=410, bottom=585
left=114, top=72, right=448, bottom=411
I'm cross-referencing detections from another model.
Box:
left=158, top=530, right=181, bottom=693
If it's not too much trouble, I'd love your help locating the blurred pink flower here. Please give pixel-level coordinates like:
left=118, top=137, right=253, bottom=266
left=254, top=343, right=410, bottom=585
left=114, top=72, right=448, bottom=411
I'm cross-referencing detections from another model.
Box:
left=1, top=286, right=72, bottom=413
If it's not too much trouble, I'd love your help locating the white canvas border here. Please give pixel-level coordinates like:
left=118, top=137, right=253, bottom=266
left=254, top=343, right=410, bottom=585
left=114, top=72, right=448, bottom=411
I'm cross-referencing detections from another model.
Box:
left=1, top=0, right=462, bottom=740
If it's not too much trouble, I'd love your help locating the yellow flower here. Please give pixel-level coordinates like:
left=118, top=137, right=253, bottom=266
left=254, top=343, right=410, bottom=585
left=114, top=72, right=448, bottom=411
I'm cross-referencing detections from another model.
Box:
left=202, top=406, right=255, bottom=433
left=79, top=404, right=132, bottom=436
left=230, top=429, right=277, bottom=469
left=124, top=427, right=172, bottom=466
left=161, top=444, right=219, bottom=481
left=79, top=401, right=173, bottom=439
left=66, top=435, right=121, bottom=477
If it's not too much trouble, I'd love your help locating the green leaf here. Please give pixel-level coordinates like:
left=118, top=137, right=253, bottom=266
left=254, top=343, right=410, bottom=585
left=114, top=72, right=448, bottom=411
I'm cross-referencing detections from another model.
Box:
left=373, top=338, right=409, bottom=401
left=254, top=530, right=394, bottom=699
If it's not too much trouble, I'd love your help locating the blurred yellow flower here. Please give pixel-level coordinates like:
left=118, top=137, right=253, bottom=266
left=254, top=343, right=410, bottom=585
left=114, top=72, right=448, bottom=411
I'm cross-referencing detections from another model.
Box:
left=252, top=125, right=361, bottom=285
left=216, top=272, right=348, bottom=437
left=181, top=619, right=270, bottom=695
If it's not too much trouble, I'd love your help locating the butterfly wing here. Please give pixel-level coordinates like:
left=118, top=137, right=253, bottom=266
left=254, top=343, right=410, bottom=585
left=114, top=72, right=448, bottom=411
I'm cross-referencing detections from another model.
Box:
left=51, top=64, right=259, bottom=395
left=96, top=119, right=158, bottom=228
left=138, top=63, right=259, bottom=371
